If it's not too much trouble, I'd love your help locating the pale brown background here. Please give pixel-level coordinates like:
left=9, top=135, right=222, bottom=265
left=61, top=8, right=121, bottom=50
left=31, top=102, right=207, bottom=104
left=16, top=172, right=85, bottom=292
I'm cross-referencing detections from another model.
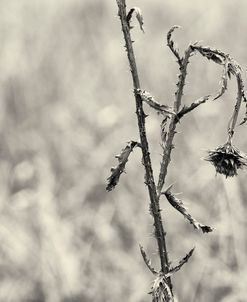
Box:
left=0, top=0, right=247, bottom=301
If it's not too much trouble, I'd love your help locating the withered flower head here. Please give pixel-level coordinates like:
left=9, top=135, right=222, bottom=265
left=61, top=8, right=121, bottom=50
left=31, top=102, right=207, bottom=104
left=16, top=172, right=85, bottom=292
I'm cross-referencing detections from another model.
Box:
left=205, top=142, right=247, bottom=177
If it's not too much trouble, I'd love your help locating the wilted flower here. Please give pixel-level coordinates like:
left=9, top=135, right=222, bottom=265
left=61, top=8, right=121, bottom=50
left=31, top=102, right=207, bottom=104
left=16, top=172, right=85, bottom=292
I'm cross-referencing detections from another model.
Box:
left=205, top=142, right=247, bottom=177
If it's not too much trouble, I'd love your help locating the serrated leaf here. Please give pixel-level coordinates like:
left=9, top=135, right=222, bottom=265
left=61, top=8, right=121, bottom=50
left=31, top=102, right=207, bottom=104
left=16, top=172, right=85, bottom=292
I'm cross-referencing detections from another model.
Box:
left=106, top=141, right=140, bottom=191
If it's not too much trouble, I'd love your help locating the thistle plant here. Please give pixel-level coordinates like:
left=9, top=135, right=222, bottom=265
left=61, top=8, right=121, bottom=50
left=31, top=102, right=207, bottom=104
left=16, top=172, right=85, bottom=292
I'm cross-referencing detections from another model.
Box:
left=106, top=1, right=247, bottom=301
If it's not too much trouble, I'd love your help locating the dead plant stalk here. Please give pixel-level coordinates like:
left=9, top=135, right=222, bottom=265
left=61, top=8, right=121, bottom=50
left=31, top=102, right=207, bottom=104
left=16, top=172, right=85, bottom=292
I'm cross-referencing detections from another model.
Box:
left=107, top=0, right=247, bottom=300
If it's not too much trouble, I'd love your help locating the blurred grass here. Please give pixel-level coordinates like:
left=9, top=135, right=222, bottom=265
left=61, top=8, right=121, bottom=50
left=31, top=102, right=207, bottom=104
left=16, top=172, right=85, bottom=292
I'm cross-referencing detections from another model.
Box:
left=0, top=0, right=247, bottom=301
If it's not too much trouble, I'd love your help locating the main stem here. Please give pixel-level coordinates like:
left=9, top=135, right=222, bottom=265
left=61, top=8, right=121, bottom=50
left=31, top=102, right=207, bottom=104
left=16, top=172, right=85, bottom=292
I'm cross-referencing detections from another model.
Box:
left=116, top=0, right=171, bottom=280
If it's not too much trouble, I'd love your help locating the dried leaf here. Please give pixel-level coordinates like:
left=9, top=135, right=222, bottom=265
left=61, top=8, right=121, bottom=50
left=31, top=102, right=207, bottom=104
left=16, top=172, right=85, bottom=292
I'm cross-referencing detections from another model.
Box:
left=106, top=141, right=140, bottom=191
left=136, top=89, right=176, bottom=116
left=163, top=186, right=213, bottom=233
left=127, top=7, right=144, bottom=32
left=166, top=248, right=195, bottom=277
left=139, top=244, right=157, bottom=275
left=150, top=273, right=174, bottom=302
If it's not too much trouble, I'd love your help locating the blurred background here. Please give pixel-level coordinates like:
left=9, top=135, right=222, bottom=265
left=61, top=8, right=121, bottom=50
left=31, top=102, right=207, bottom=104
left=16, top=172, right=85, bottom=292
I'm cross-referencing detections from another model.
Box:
left=0, top=0, right=247, bottom=301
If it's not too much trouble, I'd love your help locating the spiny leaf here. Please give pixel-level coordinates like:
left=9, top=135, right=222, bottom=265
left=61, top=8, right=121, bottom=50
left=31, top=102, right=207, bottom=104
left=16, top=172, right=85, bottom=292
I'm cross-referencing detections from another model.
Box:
left=136, top=89, right=176, bottom=116
left=163, top=186, right=213, bottom=233
left=150, top=273, right=174, bottom=302
left=166, top=248, right=195, bottom=277
left=106, top=141, right=140, bottom=191
left=139, top=244, right=158, bottom=275
left=127, top=7, right=144, bottom=32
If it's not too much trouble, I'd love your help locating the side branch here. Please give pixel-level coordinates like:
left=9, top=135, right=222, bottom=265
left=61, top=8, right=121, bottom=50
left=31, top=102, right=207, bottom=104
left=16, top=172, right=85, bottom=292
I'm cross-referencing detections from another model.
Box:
left=116, top=0, right=171, bottom=281
left=157, top=46, right=194, bottom=195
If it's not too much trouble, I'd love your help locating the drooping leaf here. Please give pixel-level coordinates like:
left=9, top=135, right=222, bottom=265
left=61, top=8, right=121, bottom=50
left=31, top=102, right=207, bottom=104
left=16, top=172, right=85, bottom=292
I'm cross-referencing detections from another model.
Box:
left=163, top=186, right=213, bottom=233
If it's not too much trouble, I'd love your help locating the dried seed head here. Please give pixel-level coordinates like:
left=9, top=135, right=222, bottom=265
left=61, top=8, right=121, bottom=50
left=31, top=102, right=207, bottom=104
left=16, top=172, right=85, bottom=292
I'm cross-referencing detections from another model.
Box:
left=205, top=142, right=247, bottom=177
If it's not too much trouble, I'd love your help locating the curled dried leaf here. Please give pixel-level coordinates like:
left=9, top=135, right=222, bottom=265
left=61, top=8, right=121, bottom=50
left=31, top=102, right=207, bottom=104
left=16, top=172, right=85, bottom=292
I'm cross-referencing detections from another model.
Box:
left=106, top=141, right=140, bottom=191
left=127, top=7, right=144, bottom=32
left=163, top=187, right=213, bottom=233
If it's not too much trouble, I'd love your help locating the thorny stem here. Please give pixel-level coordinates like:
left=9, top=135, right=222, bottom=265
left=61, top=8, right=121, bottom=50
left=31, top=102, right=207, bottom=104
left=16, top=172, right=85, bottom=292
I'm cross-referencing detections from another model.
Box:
left=116, top=0, right=172, bottom=286
left=157, top=47, right=193, bottom=195
left=228, top=74, right=244, bottom=141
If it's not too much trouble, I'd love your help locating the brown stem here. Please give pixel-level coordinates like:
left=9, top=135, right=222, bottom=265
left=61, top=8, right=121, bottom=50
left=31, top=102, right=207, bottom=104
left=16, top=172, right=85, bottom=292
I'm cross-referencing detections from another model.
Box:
left=157, top=47, right=193, bottom=195
left=116, top=0, right=171, bottom=284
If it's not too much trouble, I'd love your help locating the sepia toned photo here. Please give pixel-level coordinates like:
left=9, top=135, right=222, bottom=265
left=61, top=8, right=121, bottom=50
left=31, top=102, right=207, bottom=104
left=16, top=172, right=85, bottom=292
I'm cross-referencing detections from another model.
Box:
left=0, top=1, right=247, bottom=301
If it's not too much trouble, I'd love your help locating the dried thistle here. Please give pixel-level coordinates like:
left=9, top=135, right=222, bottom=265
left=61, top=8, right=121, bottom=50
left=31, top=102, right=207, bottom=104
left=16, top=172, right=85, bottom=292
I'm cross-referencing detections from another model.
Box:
left=111, top=1, right=247, bottom=300
left=205, top=142, right=247, bottom=177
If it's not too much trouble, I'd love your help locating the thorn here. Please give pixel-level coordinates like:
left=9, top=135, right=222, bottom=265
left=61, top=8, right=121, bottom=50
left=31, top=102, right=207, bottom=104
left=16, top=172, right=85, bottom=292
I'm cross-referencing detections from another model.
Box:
left=164, top=183, right=174, bottom=193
